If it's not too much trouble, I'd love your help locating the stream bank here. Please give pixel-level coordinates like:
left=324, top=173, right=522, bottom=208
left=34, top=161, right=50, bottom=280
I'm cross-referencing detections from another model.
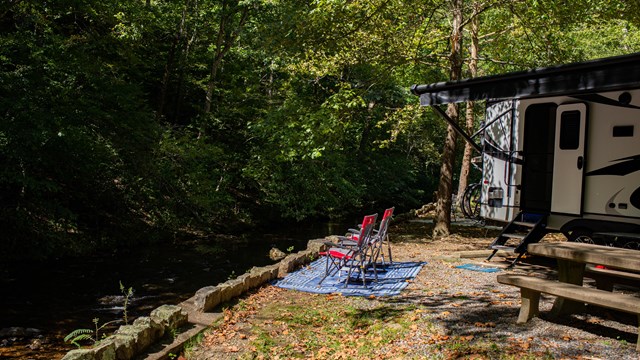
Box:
left=0, top=221, right=349, bottom=359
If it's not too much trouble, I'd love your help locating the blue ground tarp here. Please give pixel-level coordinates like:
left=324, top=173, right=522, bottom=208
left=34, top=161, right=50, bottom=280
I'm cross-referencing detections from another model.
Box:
left=455, top=263, right=502, bottom=273
left=274, top=258, right=424, bottom=297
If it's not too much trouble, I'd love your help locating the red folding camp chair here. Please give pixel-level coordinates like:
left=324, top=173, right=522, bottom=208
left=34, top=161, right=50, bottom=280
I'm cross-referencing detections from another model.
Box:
left=319, top=213, right=378, bottom=287
left=373, top=207, right=394, bottom=265
left=342, top=207, right=395, bottom=266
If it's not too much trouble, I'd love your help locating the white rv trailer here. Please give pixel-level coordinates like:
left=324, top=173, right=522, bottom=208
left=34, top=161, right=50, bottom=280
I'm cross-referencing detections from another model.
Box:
left=411, top=53, right=640, bottom=258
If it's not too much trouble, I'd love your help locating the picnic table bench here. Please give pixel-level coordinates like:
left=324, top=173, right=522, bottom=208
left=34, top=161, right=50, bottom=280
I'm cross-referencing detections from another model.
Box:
left=497, top=242, right=640, bottom=351
left=585, top=264, right=640, bottom=291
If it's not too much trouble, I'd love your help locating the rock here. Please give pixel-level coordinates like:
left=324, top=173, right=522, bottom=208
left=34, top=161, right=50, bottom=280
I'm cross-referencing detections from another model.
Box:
left=150, top=305, right=187, bottom=331
left=27, top=338, right=42, bottom=350
left=113, top=321, right=154, bottom=356
left=93, top=338, right=116, bottom=360
left=97, top=295, right=127, bottom=305
left=194, top=286, right=221, bottom=312
left=249, top=264, right=279, bottom=286
left=278, top=251, right=314, bottom=277
left=269, top=247, right=286, bottom=261
left=61, top=348, right=95, bottom=360
left=307, top=238, right=328, bottom=253
left=415, top=203, right=436, bottom=218
left=0, top=327, right=41, bottom=338
left=112, top=331, right=136, bottom=360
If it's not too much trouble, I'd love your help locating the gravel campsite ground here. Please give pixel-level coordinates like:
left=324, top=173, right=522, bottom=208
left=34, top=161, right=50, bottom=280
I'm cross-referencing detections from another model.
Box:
left=185, top=220, right=639, bottom=360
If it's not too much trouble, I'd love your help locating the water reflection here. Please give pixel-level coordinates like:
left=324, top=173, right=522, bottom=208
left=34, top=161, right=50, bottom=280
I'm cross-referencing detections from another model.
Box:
left=0, top=220, right=351, bottom=359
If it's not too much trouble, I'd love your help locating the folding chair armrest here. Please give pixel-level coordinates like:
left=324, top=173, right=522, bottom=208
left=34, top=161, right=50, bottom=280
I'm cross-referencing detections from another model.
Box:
left=329, top=238, right=358, bottom=250
left=322, top=240, right=339, bottom=248
left=347, top=228, right=361, bottom=234
left=334, top=236, right=358, bottom=246
left=338, top=240, right=358, bottom=248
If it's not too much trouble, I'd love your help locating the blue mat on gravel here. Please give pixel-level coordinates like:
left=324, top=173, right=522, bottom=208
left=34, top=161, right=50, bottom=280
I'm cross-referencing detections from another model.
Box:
left=455, top=263, right=502, bottom=273
left=274, top=258, right=424, bottom=297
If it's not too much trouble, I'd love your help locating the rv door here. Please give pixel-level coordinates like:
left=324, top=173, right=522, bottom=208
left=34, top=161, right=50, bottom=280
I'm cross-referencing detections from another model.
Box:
left=551, top=103, right=587, bottom=215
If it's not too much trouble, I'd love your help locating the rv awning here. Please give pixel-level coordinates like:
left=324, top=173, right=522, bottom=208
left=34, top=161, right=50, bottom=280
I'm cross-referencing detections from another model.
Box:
left=410, top=52, right=640, bottom=106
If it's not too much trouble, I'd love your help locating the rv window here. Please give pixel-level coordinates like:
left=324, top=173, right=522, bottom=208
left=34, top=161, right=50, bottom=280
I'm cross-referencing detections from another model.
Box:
left=559, top=111, right=581, bottom=150
left=613, top=125, right=634, bottom=137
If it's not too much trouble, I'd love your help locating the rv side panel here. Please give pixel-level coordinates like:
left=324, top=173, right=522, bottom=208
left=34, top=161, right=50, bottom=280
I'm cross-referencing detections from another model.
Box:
left=582, top=89, right=640, bottom=221
left=480, top=100, right=521, bottom=223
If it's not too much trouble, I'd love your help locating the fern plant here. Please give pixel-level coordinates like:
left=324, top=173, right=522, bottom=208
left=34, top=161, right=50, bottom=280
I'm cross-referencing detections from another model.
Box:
left=64, top=328, right=94, bottom=348
left=65, top=281, right=135, bottom=348
left=64, top=318, right=119, bottom=347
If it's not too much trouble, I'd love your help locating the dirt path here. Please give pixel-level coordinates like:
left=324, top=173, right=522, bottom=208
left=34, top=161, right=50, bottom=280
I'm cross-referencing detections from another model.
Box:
left=185, top=221, right=639, bottom=359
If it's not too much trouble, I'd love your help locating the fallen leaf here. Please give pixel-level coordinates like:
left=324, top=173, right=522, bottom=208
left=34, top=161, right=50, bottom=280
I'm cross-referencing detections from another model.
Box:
left=474, top=322, right=496, bottom=328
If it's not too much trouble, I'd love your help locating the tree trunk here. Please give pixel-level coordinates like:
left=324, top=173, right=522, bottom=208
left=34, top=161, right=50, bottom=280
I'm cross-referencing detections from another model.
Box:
left=204, top=3, right=228, bottom=114
left=158, top=0, right=189, bottom=120
left=456, top=0, right=480, bottom=209
left=433, top=0, right=464, bottom=238
left=173, top=19, right=198, bottom=120
left=204, top=2, right=249, bottom=113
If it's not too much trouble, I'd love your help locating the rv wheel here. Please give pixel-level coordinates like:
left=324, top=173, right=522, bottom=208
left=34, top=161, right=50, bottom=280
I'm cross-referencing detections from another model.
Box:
left=567, top=229, right=595, bottom=243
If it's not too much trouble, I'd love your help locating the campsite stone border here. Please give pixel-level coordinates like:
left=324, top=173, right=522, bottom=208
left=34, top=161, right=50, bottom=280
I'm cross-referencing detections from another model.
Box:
left=60, top=238, right=330, bottom=360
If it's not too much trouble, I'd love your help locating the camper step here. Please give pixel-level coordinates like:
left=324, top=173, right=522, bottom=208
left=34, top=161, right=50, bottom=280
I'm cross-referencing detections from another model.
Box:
left=512, top=221, right=537, bottom=228
left=502, top=233, right=526, bottom=240
left=490, top=245, right=516, bottom=252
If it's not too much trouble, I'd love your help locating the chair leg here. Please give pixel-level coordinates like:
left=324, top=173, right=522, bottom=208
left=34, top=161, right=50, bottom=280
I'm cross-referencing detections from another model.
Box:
left=318, top=254, right=342, bottom=285
left=386, top=235, right=393, bottom=264
left=370, top=261, right=378, bottom=282
left=318, top=255, right=331, bottom=285
left=343, top=260, right=356, bottom=288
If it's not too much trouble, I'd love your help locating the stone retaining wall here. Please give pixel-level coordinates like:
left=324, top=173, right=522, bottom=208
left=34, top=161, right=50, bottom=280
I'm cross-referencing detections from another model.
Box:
left=61, top=305, right=188, bottom=360
left=193, top=238, right=327, bottom=313
left=60, top=238, right=329, bottom=360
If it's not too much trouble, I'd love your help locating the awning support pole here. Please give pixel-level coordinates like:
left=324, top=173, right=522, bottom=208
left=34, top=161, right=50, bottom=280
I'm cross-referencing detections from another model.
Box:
left=431, top=105, right=482, bottom=153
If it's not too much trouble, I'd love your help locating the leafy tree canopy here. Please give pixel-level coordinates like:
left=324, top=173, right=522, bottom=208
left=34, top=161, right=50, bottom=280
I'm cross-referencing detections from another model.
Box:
left=1, top=0, right=639, bottom=259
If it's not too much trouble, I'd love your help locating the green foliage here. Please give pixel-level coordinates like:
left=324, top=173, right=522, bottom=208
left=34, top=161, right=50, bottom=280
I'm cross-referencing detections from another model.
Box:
left=64, top=281, right=135, bottom=348
left=2, top=0, right=640, bottom=258
left=64, top=328, right=94, bottom=348
left=120, top=281, right=134, bottom=325
left=64, top=317, right=119, bottom=348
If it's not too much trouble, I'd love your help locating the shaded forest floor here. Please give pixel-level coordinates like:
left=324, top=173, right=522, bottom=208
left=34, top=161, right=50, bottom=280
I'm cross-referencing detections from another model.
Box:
left=183, top=221, right=639, bottom=359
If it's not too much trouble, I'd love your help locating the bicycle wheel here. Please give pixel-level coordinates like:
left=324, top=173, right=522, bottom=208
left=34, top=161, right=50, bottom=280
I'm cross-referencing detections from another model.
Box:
left=462, top=183, right=481, bottom=219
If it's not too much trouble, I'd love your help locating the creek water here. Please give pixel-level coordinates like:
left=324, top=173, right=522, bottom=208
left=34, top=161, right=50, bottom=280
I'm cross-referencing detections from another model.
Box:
left=0, top=221, right=349, bottom=359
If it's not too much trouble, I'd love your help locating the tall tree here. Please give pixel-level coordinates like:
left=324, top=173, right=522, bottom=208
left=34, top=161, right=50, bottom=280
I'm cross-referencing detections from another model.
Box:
left=433, top=0, right=464, bottom=237
left=204, top=0, right=251, bottom=113
left=456, top=0, right=480, bottom=208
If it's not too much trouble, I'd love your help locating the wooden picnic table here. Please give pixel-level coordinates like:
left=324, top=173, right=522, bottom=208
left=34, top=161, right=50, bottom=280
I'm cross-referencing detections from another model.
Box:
left=498, top=242, right=640, bottom=351
left=527, top=242, right=640, bottom=314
